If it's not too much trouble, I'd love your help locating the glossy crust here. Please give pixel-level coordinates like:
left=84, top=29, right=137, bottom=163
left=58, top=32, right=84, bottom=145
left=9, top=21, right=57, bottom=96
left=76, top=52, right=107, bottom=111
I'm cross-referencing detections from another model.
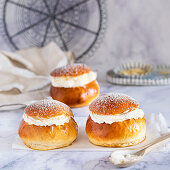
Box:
left=50, top=80, right=100, bottom=107
left=86, top=116, right=146, bottom=147
left=89, top=93, right=139, bottom=115
left=50, top=64, right=91, bottom=77
left=25, top=99, right=73, bottom=118
left=19, top=118, right=78, bottom=150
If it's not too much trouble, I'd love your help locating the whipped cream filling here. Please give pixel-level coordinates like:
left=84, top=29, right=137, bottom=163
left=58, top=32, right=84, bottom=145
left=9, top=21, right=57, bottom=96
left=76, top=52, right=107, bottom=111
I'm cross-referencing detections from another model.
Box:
left=23, top=113, right=71, bottom=126
left=50, top=71, right=97, bottom=88
left=90, top=108, right=144, bottom=124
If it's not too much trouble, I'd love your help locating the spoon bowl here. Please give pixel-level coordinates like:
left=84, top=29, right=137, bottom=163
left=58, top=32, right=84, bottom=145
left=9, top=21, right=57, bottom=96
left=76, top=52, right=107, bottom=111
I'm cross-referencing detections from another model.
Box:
left=109, top=149, right=145, bottom=167
left=109, top=133, right=170, bottom=168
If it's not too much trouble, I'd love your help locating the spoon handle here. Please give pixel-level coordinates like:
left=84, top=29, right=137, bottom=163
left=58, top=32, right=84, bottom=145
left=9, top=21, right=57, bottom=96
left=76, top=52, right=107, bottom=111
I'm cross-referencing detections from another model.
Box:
left=145, top=133, right=170, bottom=154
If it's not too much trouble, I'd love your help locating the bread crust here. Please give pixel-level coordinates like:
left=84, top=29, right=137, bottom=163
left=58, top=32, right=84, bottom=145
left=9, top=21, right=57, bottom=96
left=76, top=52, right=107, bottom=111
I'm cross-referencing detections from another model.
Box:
left=50, top=64, right=91, bottom=77
left=89, top=93, right=139, bottom=115
left=86, top=116, right=146, bottom=147
left=19, top=118, right=78, bottom=150
left=50, top=80, right=99, bottom=107
left=25, top=99, right=73, bottom=118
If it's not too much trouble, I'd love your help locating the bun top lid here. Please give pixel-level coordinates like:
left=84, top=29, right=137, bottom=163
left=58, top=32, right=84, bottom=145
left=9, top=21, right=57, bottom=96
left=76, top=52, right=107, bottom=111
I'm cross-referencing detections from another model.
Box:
left=24, top=98, right=73, bottom=118
left=50, top=64, right=91, bottom=77
left=89, top=93, right=139, bottom=115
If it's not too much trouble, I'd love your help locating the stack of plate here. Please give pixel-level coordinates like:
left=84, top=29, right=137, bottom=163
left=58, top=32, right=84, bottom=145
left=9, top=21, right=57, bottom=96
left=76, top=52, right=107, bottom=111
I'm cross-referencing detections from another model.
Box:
left=107, top=63, right=170, bottom=86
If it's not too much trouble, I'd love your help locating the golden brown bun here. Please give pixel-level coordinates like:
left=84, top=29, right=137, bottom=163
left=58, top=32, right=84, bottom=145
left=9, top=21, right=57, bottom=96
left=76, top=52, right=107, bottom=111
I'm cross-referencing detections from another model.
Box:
left=25, top=98, right=73, bottom=118
left=50, top=80, right=100, bottom=108
left=19, top=118, right=78, bottom=150
left=50, top=64, right=91, bottom=77
left=86, top=116, right=146, bottom=147
left=89, top=93, right=139, bottom=115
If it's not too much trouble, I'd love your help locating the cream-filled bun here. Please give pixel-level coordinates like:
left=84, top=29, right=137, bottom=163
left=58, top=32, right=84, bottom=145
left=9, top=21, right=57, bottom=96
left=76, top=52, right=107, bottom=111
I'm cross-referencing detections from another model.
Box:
left=50, top=64, right=99, bottom=107
left=19, top=98, right=78, bottom=150
left=86, top=93, right=146, bottom=147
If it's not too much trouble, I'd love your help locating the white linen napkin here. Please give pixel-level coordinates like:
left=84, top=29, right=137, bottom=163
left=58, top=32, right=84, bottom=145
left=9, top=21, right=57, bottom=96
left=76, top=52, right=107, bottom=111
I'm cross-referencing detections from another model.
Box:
left=145, top=113, right=170, bottom=152
left=0, top=42, right=75, bottom=110
left=12, top=112, right=170, bottom=152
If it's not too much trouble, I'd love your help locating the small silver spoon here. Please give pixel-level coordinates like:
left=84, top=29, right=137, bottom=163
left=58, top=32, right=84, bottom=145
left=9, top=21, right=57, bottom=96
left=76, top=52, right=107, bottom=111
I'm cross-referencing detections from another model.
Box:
left=109, top=133, right=170, bottom=168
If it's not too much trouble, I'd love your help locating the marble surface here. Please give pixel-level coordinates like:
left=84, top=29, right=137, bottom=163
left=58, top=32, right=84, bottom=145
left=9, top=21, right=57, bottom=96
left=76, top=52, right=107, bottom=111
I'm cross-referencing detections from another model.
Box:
left=0, top=82, right=170, bottom=170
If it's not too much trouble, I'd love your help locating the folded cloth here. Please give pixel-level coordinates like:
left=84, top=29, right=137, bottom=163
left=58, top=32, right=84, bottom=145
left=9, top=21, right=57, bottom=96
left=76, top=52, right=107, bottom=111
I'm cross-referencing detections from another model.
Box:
left=0, top=42, right=75, bottom=110
left=145, top=113, right=170, bottom=152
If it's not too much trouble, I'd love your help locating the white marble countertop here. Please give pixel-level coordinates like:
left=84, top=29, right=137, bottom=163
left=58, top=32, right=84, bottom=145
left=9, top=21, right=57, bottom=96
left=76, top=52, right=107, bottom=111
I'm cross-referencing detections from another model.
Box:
left=0, top=82, right=170, bottom=170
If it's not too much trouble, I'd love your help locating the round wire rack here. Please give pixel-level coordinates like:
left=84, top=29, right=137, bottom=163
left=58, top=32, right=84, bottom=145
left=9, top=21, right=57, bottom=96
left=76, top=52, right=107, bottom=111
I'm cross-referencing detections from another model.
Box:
left=1, top=0, right=107, bottom=60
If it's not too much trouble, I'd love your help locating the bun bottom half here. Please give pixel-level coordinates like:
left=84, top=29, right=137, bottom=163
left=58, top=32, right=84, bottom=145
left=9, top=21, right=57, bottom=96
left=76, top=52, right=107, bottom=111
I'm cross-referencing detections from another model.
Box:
left=86, top=116, right=146, bottom=147
left=50, top=80, right=99, bottom=108
left=19, top=118, right=78, bottom=150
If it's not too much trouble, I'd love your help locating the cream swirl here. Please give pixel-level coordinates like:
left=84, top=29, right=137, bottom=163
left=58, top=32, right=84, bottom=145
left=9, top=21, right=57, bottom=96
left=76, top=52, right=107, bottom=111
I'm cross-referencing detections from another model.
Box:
left=90, top=108, right=144, bottom=124
left=50, top=71, right=97, bottom=88
left=23, top=113, right=71, bottom=126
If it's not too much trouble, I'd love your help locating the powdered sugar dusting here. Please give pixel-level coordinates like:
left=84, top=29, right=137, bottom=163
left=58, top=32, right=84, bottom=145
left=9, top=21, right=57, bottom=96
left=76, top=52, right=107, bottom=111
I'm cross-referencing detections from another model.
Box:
left=24, top=97, right=73, bottom=118
left=50, top=64, right=91, bottom=77
left=89, top=93, right=139, bottom=115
